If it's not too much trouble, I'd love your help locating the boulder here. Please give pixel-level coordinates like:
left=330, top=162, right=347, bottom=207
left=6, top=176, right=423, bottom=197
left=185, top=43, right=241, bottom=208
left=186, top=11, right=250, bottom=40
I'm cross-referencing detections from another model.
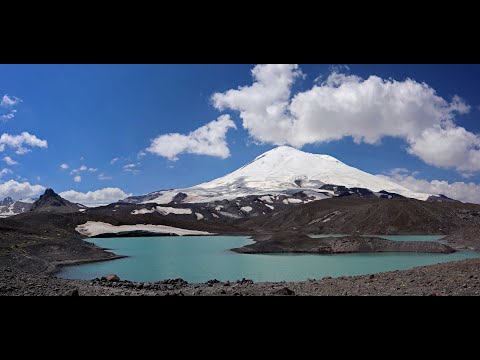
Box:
left=272, top=287, right=295, bottom=296
left=105, top=274, right=120, bottom=282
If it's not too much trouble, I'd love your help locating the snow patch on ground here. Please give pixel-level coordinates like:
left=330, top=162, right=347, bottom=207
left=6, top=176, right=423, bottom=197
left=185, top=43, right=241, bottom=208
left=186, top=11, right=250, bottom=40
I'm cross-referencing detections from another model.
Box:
left=218, top=211, right=242, bottom=219
left=212, top=213, right=219, bottom=218
left=0, top=205, right=16, bottom=218
left=195, top=213, right=204, bottom=220
left=80, top=203, right=110, bottom=208
left=287, top=198, right=303, bottom=204
left=265, top=204, right=274, bottom=210
left=240, top=206, right=253, bottom=213
left=75, top=221, right=212, bottom=237
left=259, top=196, right=273, bottom=203
left=215, top=205, right=223, bottom=211
left=131, top=207, right=192, bottom=215
left=141, top=191, right=177, bottom=205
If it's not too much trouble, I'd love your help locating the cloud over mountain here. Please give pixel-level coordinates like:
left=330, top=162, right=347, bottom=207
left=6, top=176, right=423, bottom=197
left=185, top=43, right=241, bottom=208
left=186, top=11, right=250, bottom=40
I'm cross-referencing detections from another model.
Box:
left=212, top=64, right=478, bottom=173
left=378, top=168, right=480, bottom=204
left=60, top=187, right=130, bottom=204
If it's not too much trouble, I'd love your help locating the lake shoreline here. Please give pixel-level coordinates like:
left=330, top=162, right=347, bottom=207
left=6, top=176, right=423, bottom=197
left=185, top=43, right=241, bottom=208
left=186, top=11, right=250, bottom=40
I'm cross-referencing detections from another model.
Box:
left=3, top=258, right=480, bottom=296
left=2, top=226, right=480, bottom=296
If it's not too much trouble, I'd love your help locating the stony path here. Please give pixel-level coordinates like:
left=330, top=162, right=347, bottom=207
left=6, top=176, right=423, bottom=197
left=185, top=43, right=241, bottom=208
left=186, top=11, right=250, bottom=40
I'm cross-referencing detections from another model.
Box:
left=2, top=259, right=480, bottom=296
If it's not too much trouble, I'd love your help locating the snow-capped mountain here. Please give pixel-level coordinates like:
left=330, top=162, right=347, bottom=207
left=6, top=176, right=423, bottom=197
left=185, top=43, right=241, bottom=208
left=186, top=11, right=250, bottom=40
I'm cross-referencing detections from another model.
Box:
left=125, top=146, right=431, bottom=205
left=0, top=198, right=33, bottom=218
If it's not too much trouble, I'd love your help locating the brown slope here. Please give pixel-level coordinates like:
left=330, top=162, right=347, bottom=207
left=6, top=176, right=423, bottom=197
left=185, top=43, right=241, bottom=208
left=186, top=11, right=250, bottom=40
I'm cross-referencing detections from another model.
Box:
left=239, top=196, right=480, bottom=235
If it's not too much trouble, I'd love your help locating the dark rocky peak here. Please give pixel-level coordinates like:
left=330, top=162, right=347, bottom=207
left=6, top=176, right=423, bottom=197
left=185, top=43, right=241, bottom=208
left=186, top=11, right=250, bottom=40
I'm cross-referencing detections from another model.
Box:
left=43, top=188, right=56, bottom=197
left=30, top=188, right=80, bottom=213
left=0, top=197, right=15, bottom=206
left=427, top=194, right=460, bottom=203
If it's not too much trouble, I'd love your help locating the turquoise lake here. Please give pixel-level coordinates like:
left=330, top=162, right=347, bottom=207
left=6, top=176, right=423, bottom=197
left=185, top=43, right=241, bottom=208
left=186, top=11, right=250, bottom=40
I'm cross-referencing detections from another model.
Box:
left=57, top=235, right=480, bottom=283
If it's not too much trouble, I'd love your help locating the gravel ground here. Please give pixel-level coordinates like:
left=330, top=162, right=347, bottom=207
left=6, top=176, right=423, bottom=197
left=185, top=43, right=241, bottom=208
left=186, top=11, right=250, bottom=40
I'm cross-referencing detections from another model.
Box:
left=2, top=259, right=480, bottom=296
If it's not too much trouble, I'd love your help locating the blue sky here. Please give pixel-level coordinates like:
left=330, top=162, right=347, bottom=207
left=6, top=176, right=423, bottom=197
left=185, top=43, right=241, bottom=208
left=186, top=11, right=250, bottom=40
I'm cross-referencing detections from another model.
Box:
left=1, top=64, right=480, bottom=203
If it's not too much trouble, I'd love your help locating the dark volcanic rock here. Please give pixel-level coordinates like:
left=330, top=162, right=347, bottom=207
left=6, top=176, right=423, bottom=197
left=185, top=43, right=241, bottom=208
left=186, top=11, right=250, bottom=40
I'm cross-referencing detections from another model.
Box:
left=171, top=192, right=188, bottom=204
left=272, top=287, right=295, bottom=296
left=105, top=274, right=120, bottom=282
left=377, top=190, right=405, bottom=199
left=30, top=189, right=80, bottom=213
left=427, top=194, right=461, bottom=203
left=63, top=289, right=79, bottom=296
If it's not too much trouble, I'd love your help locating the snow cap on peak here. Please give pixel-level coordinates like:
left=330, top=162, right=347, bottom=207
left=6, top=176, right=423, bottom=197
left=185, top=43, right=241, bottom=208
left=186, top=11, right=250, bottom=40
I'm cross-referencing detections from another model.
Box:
left=257, top=146, right=340, bottom=162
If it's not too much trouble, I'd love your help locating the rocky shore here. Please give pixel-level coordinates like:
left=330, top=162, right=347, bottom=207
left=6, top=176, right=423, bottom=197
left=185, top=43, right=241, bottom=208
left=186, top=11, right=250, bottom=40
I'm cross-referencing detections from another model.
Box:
left=2, top=259, right=480, bottom=296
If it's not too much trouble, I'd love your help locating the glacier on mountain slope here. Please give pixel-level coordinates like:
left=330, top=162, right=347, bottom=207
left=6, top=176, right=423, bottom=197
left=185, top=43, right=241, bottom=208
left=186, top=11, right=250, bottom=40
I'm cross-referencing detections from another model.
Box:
left=142, top=146, right=431, bottom=204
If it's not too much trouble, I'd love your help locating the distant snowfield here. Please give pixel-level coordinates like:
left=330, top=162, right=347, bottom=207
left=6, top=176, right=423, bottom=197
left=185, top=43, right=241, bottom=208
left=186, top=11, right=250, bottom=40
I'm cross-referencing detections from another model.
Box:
left=76, top=221, right=212, bottom=237
left=0, top=204, right=17, bottom=218
left=141, top=146, right=431, bottom=205
left=80, top=203, right=110, bottom=208
left=131, top=206, right=192, bottom=215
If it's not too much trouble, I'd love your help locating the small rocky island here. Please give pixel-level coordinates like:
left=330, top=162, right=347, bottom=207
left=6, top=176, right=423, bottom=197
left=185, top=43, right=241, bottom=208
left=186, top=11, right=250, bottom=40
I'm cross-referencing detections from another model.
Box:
left=233, top=234, right=455, bottom=254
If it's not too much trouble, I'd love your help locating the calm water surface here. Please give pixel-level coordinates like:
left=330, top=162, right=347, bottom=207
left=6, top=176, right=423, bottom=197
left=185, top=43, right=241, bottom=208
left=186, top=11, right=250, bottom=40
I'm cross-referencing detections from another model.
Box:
left=58, top=235, right=479, bottom=283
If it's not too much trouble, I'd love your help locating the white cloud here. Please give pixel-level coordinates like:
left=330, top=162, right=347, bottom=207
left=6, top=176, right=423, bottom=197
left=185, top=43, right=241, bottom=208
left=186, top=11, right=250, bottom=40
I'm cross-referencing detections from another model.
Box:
left=60, top=163, right=69, bottom=169
left=15, top=147, right=31, bottom=155
left=137, top=151, right=147, bottom=159
left=0, top=95, right=21, bottom=122
left=407, top=126, right=480, bottom=174
left=212, top=64, right=478, bottom=173
left=73, top=175, right=81, bottom=182
left=123, top=163, right=138, bottom=169
left=378, top=169, right=480, bottom=204
left=59, top=187, right=130, bottom=204
left=146, top=115, right=237, bottom=161
left=1, top=113, right=15, bottom=121
left=122, top=163, right=140, bottom=174
left=98, top=173, right=112, bottom=180
left=71, top=165, right=94, bottom=174
left=3, top=156, right=17, bottom=165
left=0, top=132, right=48, bottom=153
left=0, top=168, right=13, bottom=177
left=0, top=95, right=21, bottom=108
left=0, top=180, right=45, bottom=200
left=110, top=157, right=119, bottom=164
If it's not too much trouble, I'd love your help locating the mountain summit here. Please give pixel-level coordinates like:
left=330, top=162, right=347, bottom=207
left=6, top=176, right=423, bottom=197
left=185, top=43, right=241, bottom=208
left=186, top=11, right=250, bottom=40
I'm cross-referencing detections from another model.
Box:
left=127, top=146, right=431, bottom=205
left=194, top=146, right=426, bottom=198
left=30, top=188, right=80, bottom=213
